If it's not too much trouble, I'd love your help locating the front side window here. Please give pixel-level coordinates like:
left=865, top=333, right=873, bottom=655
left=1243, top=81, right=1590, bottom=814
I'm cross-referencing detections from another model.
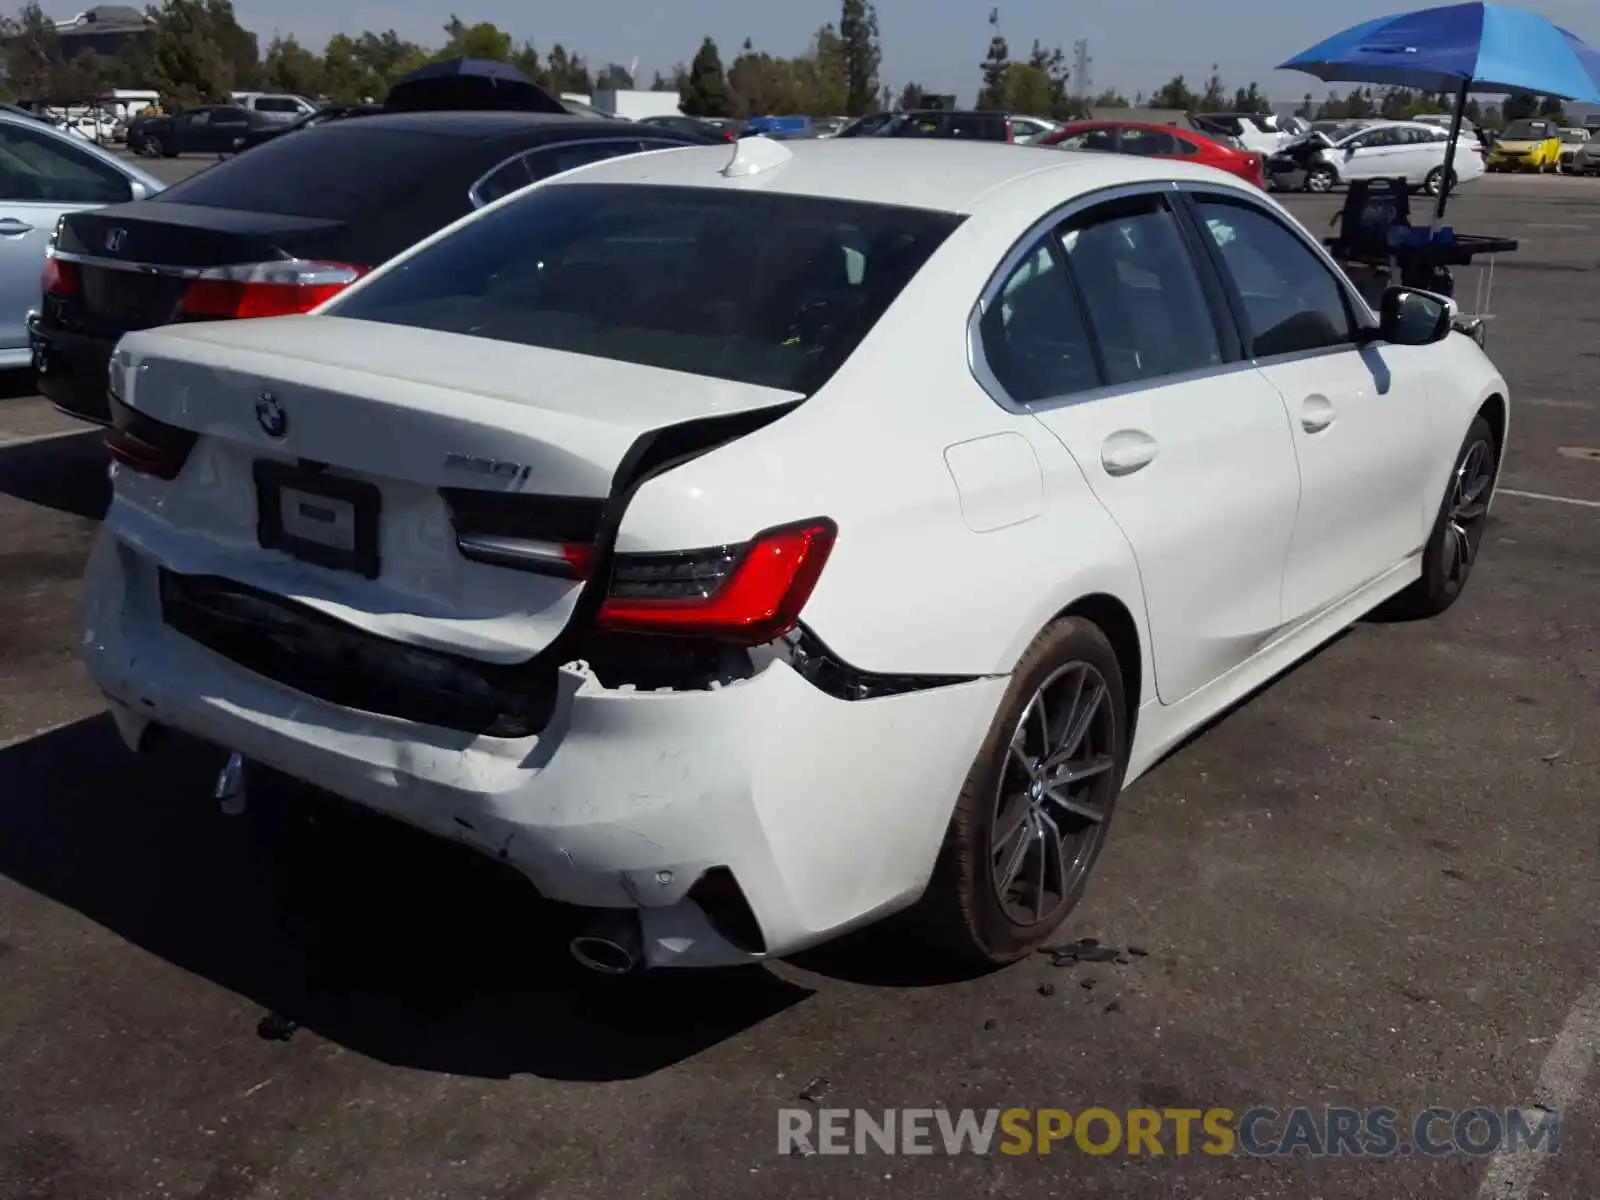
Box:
left=0, top=123, right=131, bottom=204
left=329, top=183, right=964, bottom=394
left=1056, top=194, right=1222, bottom=385
left=255, top=98, right=303, bottom=113
left=1194, top=195, right=1356, bottom=357
left=980, top=241, right=1099, bottom=402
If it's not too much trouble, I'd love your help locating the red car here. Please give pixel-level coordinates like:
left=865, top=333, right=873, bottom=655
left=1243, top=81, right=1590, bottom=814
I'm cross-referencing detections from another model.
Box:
left=1037, top=120, right=1265, bottom=188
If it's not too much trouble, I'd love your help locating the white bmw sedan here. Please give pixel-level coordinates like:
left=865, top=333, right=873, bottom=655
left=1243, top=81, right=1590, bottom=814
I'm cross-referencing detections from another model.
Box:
left=82, top=137, right=1509, bottom=973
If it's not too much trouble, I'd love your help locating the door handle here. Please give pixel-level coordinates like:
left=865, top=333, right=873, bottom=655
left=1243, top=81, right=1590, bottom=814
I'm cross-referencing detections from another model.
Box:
left=0, top=218, right=34, bottom=235
left=1300, top=395, right=1336, bottom=433
left=1100, top=429, right=1159, bottom=476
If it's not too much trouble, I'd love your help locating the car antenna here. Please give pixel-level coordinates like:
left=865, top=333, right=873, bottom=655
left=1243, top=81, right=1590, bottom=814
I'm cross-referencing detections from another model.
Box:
left=720, top=134, right=793, bottom=178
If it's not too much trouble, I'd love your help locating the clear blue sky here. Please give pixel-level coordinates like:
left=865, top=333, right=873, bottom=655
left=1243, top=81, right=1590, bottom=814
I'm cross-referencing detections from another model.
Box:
left=239, top=0, right=1600, bottom=104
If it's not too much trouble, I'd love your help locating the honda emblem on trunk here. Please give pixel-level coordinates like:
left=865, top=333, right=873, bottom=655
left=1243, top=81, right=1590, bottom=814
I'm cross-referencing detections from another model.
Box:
left=105, top=227, right=127, bottom=252
left=255, top=391, right=287, bottom=438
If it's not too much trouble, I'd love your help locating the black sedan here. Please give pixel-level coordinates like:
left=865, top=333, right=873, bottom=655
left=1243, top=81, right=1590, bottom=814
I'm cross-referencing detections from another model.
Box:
left=32, top=111, right=715, bottom=424
left=236, top=103, right=385, bottom=151
left=126, top=104, right=284, bottom=157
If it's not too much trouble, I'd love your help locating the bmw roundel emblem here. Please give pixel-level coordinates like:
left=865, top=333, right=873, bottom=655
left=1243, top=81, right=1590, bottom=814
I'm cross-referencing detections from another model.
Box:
left=255, top=391, right=287, bottom=438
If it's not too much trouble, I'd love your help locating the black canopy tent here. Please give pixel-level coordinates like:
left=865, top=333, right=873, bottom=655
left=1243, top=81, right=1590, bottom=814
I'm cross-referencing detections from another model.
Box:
left=383, top=57, right=567, bottom=114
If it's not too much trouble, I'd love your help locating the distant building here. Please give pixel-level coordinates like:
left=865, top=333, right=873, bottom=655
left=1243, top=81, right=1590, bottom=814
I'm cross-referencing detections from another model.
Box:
left=48, top=6, right=152, bottom=59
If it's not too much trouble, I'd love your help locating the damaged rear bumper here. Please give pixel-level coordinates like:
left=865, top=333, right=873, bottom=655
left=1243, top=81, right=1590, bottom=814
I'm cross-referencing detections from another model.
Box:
left=81, top=533, right=1007, bottom=968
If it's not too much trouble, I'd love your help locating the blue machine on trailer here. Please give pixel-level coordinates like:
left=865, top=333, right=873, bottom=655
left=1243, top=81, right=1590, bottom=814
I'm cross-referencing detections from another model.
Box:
left=744, top=114, right=810, bottom=137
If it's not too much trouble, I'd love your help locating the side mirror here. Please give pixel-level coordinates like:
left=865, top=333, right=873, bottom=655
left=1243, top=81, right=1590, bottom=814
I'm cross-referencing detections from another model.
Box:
left=127, top=179, right=149, bottom=202
left=1377, top=286, right=1454, bottom=346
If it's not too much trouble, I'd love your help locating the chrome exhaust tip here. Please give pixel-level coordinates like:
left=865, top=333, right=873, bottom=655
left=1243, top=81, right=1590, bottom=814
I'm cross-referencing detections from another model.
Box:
left=214, top=750, right=247, bottom=816
left=570, top=911, right=642, bottom=975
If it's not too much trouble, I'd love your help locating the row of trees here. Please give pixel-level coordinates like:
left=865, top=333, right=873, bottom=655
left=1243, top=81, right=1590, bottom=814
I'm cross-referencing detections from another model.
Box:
left=0, top=1, right=606, bottom=109
left=0, top=0, right=1575, bottom=126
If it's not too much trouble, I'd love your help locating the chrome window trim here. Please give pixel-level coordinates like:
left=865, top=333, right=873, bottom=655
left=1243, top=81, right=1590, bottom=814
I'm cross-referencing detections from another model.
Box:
left=467, top=136, right=692, bottom=208
left=968, top=179, right=1250, bottom=414
left=49, top=250, right=204, bottom=278
left=1177, top=181, right=1379, bottom=363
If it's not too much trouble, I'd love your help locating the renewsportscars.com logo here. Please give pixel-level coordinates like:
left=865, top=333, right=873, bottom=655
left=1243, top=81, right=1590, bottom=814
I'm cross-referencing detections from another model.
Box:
left=778, top=1106, right=1561, bottom=1158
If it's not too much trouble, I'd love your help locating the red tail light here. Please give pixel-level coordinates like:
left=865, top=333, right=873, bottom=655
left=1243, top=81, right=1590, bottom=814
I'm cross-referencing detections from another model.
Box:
left=42, top=254, right=79, bottom=296
left=105, top=396, right=199, bottom=481
left=176, top=260, right=368, bottom=320
left=596, top=518, right=837, bottom=645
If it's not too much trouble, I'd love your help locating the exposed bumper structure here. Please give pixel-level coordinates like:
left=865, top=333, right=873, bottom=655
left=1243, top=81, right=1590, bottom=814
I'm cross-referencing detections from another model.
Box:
left=82, top=532, right=1007, bottom=968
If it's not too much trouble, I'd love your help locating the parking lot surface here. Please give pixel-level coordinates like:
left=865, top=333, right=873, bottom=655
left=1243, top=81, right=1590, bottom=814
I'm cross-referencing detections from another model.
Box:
left=1, top=171, right=1596, bottom=1200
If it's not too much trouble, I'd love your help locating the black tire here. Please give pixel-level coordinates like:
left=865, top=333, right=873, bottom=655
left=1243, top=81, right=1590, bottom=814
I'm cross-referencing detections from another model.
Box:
left=1423, top=166, right=1454, bottom=196
left=139, top=135, right=161, bottom=157
left=915, top=617, right=1130, bottom=966
left=1305, top=164, right=1337, bottom=193
left=1389, top=415, right=1498, bottom=619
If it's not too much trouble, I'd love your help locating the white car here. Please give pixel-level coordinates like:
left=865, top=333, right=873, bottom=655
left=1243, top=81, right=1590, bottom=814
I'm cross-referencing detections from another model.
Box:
left=1195, top=113, right=1291, bottom=156
left=1008, top=116, right=1062, bottom=144
left=1304, top=119, right=1485, bottom=194
left=81, top=138, right=1510, bottom=973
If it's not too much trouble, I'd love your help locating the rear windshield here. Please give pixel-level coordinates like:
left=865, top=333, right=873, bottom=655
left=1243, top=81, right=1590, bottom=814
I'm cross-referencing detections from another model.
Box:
left=154, top=124, right=456, bottom=219
left=328, top=183, right=964, bottom=393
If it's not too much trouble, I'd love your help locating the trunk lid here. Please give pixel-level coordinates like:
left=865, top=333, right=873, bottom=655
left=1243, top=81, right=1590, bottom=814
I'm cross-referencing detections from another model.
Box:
left=109, top=317, right=802, bottom=664
left=53, top=203, right=348, bottom=334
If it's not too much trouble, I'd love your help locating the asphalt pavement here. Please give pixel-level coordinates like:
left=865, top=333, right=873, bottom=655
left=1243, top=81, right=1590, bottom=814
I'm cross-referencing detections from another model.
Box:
left=0, top=171, right=1596, bottom=1200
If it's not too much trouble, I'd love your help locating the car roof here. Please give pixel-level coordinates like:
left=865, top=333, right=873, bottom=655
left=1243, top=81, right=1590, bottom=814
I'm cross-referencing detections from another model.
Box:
left=320, top=110, right=614, bottom=140
left=540, top=137, right=1253, bottom=215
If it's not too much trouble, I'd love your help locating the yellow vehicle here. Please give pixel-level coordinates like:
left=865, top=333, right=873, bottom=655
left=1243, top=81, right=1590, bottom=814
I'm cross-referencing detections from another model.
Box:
left=1486, top=118, right=1562, bottom=172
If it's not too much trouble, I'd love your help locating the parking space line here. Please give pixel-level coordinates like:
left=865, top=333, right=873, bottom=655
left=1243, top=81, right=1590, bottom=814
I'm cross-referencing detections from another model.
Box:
left=1476, top=977, right=1599, bottom=1200
left=0, top=426, right=95, bottom=450
left=1499, top=488, right=1600, bottom=509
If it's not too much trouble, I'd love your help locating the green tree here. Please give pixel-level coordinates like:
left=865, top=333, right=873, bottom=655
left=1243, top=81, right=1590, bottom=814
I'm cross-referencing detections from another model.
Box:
left=1002, top=63, right=1053, bottom=116
left=1502, top=90, right=1536, bottom=120
left=795, top=24, right=848, bottom=114
left=147, top=0, right=235, bottom=110
left=680, top=36, right=731, bottom=117
left=1537, top=94, right=1567, bottom=122
left=261, top=35, right=322, bottom=97
left=1091, top=88, right=1130, bottom=108
left=1230, top=82, right=1269, bottom=114
left=437, top=15, right=511, bottom=62
left=204, top=0, right=259, bottom=89
left=2, top=3, right=60, bottom=103
left=1199, top=64, right=1227, bottom=110
left=354, top=29, right=428, bottom=93
left=899, top=80, right=925, bottom=109
left=650, top=65, right=686, bottom=92
left=1295, top=92, right=1314, bottom=117
left=839, top=0, right=881, bottom=116
left=1024, top=40, right=1074, bottom=118
left=976, top=8, right=1009, bottom=110
left=321, top=34, right=379, bottom=102
left=544, top=44, right=593, bottom=93
left=1148, top=75, right=1197, bottom=110
left=594, top=63, right=633, bottom=90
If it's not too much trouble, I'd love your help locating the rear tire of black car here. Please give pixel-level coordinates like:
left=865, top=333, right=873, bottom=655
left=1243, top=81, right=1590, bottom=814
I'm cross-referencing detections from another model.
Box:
left=1305, top=164, right=1336, bottom=193
left=140, top=135, right=162, bottom=157
left=914, top=617, right=1130, bottom=968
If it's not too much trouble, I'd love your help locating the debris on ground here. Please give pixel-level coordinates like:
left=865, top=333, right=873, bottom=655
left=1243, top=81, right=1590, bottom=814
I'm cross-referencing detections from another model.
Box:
left=798, top=1077, right=830, bottom=1104
left=1104, top=1001, right=1122, bottom=1015
left=1039, top=937, right=1131, bottom=967
left=983, top=1018, right=999, bottom=1032
left=1080, top=978, right=1097, bottom=990
left=256, top=1013, right=298, bottom=1042
left=1127, top=946, right=1150, bottom=957
left=1037, top=983, right=1056, bottom=997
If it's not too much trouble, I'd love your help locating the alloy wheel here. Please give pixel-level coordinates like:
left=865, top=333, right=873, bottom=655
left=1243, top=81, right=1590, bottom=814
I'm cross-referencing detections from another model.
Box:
left=1445, top=438, right=1495, bottom=588
left=989, top=662, right=1118, bottom=927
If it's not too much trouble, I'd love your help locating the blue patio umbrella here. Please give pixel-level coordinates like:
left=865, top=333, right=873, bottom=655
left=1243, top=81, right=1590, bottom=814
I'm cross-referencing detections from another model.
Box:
left=1280, top=3, right=1600, bottom=217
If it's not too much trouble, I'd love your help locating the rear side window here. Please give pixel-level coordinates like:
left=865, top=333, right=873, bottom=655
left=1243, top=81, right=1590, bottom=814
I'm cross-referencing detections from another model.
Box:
left=154, top=125, right=458, bottom=218
left=980, top=241, right=1099, bottom=401
left=255, top=97, right=303, bottom=113
left=1119, top=127, right=1179, bottom=156
left=329, top=183, right=964, bottom=393
left=1057, top=195, right=1222, bottom=385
